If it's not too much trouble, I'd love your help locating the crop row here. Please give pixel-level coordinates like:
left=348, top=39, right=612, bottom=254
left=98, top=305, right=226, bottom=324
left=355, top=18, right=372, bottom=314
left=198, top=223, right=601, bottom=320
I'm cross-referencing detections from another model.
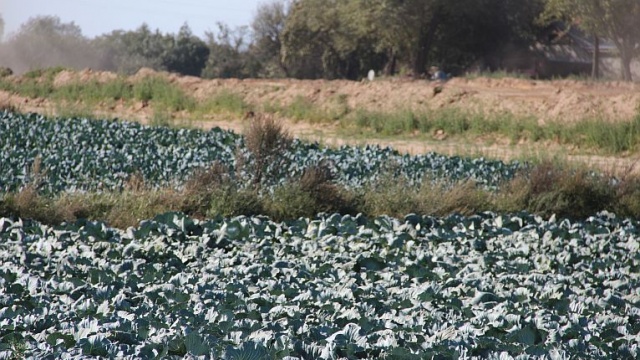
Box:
left=0, top=111, right=522, bottom=193
left=1, top=211, right=639, bottom=358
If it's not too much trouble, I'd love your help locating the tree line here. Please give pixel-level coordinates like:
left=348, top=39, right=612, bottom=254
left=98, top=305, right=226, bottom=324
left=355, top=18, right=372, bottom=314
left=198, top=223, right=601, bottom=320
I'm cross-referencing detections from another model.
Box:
left=0, top=0, right=638, bottom=80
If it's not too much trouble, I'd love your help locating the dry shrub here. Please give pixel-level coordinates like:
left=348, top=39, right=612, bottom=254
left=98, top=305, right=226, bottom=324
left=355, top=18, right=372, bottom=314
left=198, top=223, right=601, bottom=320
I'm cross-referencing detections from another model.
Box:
left=124, top=171, right=146, bottom=191
left=242, top=113, right=292, bottom=187
left=106, top=189, right=182, bottom=228
left=298, top=164, right=354, bottom=213
left=207, top=188, right=264, bottom=219
left=184, top=162, right=230, bottom=194
left=503, top=160, right=615, bottom=219
left=609, top=162, right=640, bottom=217
left=493, top=174, right=530, bottom=213
left=425, top=180, right=491, bottom=216
left=361, top=176, right=422, bottom=218
left=182, top=162, right=264, bottom=218
left=0, top=67, right=13, bottom=77
left=268, top=163, right=355, bottom=220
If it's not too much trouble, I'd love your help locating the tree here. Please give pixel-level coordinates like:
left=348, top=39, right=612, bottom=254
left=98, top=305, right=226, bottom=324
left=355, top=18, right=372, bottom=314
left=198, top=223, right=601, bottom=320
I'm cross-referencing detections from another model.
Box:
left=251, top=0, right=289, bottom=77
left=544, top=0, right=640, bottom=81
left=202, top=23, right=259, bottom=79
left=94, top=24, right=167, bottom=73
left=162, top=24, right=209, bottom=76
left=281, top=0, right=388, bottom=79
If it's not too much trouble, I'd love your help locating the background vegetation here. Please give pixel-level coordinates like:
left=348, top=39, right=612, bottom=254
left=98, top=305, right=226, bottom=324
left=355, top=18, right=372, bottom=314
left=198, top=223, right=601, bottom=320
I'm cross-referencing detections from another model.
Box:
left=0, top=0, right=638, bottom=80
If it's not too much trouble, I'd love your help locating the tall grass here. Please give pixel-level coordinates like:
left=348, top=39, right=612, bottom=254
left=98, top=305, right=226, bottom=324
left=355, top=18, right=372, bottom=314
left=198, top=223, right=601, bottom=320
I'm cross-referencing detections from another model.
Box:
left=198, top=89, right=251, bottom=114
left=345, top=107, right=640, bottom=154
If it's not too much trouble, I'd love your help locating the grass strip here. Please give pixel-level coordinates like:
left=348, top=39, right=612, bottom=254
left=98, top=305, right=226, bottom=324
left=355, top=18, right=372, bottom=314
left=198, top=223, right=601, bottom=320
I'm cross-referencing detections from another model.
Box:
left=3, top=159, right=640, bottom=228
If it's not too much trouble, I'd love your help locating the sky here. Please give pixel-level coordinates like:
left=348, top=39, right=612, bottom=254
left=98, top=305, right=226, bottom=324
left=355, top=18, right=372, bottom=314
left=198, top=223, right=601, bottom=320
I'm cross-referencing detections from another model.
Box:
left=1, top=0, right=264, bottom=39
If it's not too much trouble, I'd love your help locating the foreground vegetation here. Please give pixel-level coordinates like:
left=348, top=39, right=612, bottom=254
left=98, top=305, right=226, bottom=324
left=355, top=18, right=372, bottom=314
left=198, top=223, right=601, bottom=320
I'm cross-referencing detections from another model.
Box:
left=2, top=211, right=639, bottom=358
left=2, top=110, right=640, bottom=228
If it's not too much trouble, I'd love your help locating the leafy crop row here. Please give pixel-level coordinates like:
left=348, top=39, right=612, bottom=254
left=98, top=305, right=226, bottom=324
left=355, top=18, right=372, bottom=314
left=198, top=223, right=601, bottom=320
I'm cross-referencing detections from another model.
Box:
left=0, top=111, right=522, bottom=194
left=1, top=211, right=639, bottom=358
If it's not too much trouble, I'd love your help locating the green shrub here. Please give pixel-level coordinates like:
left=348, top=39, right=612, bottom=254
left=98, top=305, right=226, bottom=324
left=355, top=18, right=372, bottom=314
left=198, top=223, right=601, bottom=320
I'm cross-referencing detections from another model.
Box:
left=268, top=185, right=318, bottom=220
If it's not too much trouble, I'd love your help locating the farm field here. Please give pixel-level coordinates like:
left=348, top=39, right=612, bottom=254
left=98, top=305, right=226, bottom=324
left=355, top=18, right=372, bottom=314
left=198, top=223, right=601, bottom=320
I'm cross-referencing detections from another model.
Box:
left=1, top=110, right=640, bottom=358
left=1, top=64, right=640, bottom=358
left=0, top=111, right=521, bottom=194
left=2, top=211, right=639, bottom=359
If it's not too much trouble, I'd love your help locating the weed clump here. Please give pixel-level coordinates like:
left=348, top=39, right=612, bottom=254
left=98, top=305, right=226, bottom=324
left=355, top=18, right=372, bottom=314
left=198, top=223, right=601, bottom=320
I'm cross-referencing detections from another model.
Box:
left=240, top=113, right=293, bottom=188
left=495, top=160, right=617, bottom=219
left=268, top=163, right=356, bottom=221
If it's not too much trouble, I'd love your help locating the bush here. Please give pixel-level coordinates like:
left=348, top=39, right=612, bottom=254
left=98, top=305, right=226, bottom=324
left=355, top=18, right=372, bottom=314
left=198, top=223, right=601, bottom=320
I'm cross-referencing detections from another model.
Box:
left=266, top=162, right=355, bottom=220
left=501, top=160, right=615, bottom=219
left=240, top=113, right=293, bottom=187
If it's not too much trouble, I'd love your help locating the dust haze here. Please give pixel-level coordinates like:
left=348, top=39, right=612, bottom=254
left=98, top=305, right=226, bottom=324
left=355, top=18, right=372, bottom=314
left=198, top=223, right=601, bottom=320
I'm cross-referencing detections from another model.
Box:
left=0, top=16, right=117, bottom=75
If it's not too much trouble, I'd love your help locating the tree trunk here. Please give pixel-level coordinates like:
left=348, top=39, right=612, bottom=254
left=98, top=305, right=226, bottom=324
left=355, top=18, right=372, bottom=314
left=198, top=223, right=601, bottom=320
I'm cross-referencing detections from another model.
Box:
left=384, top=49, right=397, bottom=76
left=620, top=46, right=633, bottom=81
left=411, top=19, right=439, bottom=77
left=591, top=34, right=599, bottom=79
left=412, top=45, right=428, bottom=77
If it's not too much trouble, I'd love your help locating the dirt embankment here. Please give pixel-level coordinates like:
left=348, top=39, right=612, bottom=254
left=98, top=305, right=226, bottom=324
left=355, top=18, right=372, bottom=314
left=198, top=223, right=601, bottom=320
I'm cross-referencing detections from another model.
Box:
left=2, top=68, right=640, bottom=171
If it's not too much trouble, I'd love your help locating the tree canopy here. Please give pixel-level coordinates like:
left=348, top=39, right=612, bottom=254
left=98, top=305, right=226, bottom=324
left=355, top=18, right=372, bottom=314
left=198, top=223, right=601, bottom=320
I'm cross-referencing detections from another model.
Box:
left=0, top=1, right=637, bottom=81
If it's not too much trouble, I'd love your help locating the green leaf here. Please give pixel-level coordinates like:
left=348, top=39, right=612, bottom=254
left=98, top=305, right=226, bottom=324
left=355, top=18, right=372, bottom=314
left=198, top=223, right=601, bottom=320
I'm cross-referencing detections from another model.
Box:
left=185, top=332, right=210, bottom=356
left=223, top=341, right=270, bottom=360
left=46, top=333, right=76, bottom=349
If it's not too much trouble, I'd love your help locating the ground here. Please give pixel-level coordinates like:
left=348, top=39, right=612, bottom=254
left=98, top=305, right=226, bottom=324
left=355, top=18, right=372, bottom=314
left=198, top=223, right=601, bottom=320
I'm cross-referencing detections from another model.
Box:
left=2, top=68, right=640, bottom=171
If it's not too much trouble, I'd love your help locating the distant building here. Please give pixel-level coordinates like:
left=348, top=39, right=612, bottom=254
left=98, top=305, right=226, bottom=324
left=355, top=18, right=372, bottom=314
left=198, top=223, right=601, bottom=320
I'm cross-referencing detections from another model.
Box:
left=473, top=22, right=634, bottom=79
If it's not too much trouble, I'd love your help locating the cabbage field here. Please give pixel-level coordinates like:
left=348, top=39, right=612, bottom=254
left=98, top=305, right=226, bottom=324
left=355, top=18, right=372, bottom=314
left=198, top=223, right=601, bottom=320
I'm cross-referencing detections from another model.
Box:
left=1, top=212, right=640, bottom=359
left=1, top=111, right=640, bottom=359
left=0, top=111, right=521, bottom=193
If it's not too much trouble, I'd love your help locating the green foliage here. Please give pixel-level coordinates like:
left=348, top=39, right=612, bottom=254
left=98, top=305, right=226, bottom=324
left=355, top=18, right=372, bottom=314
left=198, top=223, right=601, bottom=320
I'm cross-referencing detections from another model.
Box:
left=199, top=90, right=251, bottom=114
left=0, top=67, right=13, bottom=77
left=133, top=76, right=195, bottom=111
left=0, top=67, right=64, bottom=98
left=162, top=24, right=209, bottom=76
left=251, top=0, right=289, bottom=77
left=282, top=95, right=326, bottom=122
left=281, top=0, right=546, bottom=78
left=3, top=209, right=640, bottom=357
left=201, top=24, right=260, bottom=79
left=53, top=77, right=131, bottom=104
left=573, top=115, right=640, bottom=153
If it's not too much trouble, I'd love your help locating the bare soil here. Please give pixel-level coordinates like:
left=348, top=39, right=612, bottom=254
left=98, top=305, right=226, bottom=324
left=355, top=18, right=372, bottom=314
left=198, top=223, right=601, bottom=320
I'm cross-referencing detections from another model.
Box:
left=2, top=68, right=640, bottom=172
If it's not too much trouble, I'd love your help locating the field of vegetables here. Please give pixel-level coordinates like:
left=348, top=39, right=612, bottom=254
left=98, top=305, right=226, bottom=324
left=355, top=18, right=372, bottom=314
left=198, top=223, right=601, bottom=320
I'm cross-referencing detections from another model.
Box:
left=0, top=111, right=521, bottom=194
left=1, top=111, right=640, bottom=358
left=2, top=212, right=640, bottom=358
